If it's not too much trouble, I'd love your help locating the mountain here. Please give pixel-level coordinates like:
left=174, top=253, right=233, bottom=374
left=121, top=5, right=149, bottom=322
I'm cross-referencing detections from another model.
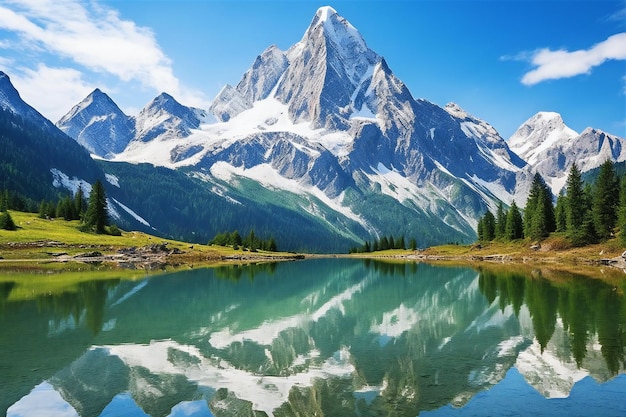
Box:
left=57, top=6, right=530, bottom=249
left=0, top=71, right=58, bottom=132
left=509, top=112, right=626, bottom=194
left=49, top=7, right=625, bottom=250
left=131, top=92, right=207, bottom=144
left=0, top=71, right=103, bottom=206
left=56, top=89, right=134, bottom=158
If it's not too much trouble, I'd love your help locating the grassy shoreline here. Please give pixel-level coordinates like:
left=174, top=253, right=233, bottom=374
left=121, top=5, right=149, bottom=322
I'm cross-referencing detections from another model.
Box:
left=0, top=211, right=303, bottom=274
left=3, top=210, right=626, bottom=281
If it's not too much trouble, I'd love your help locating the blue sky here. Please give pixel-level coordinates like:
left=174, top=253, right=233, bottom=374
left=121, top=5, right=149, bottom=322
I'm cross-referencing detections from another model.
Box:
left=0, top=0, right=624, bottom=139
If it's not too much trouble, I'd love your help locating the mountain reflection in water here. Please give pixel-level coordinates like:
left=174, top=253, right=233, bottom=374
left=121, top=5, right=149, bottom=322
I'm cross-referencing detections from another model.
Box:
left=1, top=259, right=624, bottom=416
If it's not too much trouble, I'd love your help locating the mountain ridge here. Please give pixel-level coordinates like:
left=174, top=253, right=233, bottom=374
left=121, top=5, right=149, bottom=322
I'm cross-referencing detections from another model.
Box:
left=2, top=6, right=624, bottom=251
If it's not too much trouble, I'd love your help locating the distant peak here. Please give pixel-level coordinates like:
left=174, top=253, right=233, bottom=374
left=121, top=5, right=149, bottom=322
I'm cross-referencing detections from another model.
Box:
left=316, top=5, right=338, bottom=21
left=532, top=111, right=562, bottom=122
left=155, top=92, right=175, bottom=101
left=304, top=5, right=362, bottom=44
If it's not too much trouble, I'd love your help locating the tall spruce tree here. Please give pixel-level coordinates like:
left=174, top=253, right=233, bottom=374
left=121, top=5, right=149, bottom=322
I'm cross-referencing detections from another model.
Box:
left=619, top=176, right=626, bottom=246
left=505, top=201, right=524, bottom=240
left=74, top=186, right=86, bottom=219
left=525, top=173, right=555, bottom=240
left=554, top=190, right=567, bottom=233
left=0, top=210, right=16, bottom=230
left=83, top=180, right=108, bottom=234
left=592, top=159, right=619, bottom=240
left=565, top=163, right=588, bottom=245
left=495, top=202, right=506, bottom=240
left=477, top=217, right=485, bottom=242
left=483, top=211, right=496, bottom=241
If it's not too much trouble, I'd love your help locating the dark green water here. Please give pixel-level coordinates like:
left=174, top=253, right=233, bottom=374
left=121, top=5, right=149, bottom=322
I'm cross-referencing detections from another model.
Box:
left=1, top=259, right=625, bottom=416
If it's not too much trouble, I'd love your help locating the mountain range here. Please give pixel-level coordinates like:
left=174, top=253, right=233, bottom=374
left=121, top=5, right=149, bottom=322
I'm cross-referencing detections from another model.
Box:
left=1, top=6, right=625, bottom=252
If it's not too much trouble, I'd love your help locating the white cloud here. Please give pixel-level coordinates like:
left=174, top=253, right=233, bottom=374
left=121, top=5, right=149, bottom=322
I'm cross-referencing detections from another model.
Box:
left=521, top=32, right=626, bottom=86
left=0, top=0, right=207, bottom=111
left=11, top=64, right=96, bottom=121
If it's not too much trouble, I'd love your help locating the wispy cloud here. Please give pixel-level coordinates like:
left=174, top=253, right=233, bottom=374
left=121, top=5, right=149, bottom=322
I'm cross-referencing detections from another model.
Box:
left=0, top=0, right=207, bottom=115
left=519, top=33, right=626, bottom=86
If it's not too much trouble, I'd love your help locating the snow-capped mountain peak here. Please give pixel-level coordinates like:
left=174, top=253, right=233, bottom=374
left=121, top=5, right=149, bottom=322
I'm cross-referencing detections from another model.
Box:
left=510, top=113, right=626, bottom=197
left=508, top=111, right=578, bottom=166
left=307, top=6, right=367, bottom=70
left=132, top=92, right=205, bottom=143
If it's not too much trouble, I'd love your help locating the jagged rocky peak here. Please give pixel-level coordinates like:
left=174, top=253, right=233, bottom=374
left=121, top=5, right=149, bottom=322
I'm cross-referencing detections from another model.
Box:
left=56, top=88, right=134, bottom=157
left=237, top=45, right=288, bottom=103
left=274, top=5, right=380, bottom=129
left=134, top=92, right=204, bottom=143
left=508, top=111, right=578, bottom=164
left=58, top=88, right=123, bottom=126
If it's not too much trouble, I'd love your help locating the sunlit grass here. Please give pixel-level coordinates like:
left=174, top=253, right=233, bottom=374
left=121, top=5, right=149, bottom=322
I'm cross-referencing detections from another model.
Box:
left=0, top=210, right=241, bottom=261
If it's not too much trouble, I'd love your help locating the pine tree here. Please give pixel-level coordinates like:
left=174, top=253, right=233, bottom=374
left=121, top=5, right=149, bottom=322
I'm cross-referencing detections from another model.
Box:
left=477, top=217, right=485, bottom=242
left=266, top=237, right=278, bottom=252
left=554, top=191, right=567, bottom=232
left=592, top=159, right=619, bottom=240
left=505, top=201, right=524, bottom=240
left=524, top=173, right=541, bottom=238
left=565, top=163, right=588, bottom=246
left=83, top=180, right=108, bottom=234
left=495, top=202, right=506, bottom=240
left=0, top=210, right=16, bottom=230
left=74, top=186, right=86, bottom=219
left=482, top=211, right=496, bottom=241
left=525, top=173, right=555, bottom=240
left=231, top=230, right=242, bottom=247
left=618, top=176, right=626, bottom=246
left=409, top=238, right=417, bottom=251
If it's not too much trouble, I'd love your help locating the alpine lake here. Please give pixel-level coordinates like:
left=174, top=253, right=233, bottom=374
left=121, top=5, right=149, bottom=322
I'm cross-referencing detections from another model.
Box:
left=1, top=258, right=625, bottom=417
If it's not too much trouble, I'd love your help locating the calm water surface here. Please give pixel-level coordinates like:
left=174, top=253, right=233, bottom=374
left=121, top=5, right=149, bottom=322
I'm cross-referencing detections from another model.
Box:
left=1, top=259, right=625, bottom=416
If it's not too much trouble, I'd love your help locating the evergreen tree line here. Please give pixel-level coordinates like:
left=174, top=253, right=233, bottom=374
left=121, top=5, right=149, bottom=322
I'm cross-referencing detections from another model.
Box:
left=477, top=161, right=626, bottom=247
left=38, top=186, right=87, bottom=221
left=1, top=180, right=116, bottom=235
left=210, top=229, right=278, bottom=252
left=350, top=234, right=418, bottom=254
